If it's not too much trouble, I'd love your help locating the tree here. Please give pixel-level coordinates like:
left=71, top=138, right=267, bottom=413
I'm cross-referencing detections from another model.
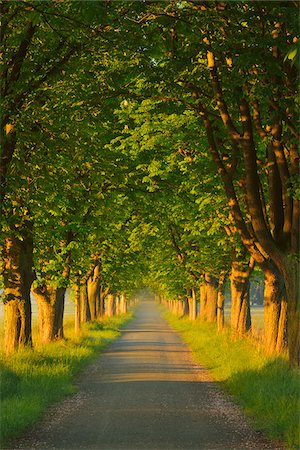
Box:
left=119, top=0, right=299, bottom=365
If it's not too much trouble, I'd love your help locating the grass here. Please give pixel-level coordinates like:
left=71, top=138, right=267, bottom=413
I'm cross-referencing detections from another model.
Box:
left=0, top=312, right=133, bottom=448
left=164, top=311, right=300, bottom=450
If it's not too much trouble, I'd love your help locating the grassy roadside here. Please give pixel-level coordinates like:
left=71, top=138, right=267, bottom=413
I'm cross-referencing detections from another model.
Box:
left=164, top=311, right=300, bottom=450
left=0, top=312, right=133, bottom=448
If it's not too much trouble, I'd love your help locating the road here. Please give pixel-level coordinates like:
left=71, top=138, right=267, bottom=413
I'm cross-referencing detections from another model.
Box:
left=12, top=297, right=279, bottom=450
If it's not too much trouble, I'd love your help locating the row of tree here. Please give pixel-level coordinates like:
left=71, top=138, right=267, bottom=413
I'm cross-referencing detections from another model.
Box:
left=1, top=1, right=299, bottom=366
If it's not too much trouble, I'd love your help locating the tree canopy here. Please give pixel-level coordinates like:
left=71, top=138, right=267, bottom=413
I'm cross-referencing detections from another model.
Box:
left=1, top=1, right=299, bottom=366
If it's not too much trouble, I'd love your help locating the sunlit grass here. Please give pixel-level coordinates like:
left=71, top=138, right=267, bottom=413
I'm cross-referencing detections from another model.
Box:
left=164, top=311, right=300, bottom=450
left=0, top=312, right=133, bottom=448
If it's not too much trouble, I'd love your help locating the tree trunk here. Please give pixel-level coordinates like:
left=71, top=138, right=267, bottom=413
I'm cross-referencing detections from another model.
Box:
left=106, top=294, right=115, bottom=317
left=230, top=261, right=252, bottom=334
left=182, top=297, right=189, bottom=316
left=80, top=283, right=90, bottom=324
left=199, top=280, right=207, bottom=321
left=74, top=283, right=81, bottom=333
left=2, top=233, right=35, bottom=353
left=120, top=293, right=127, bottom=314
left=87, top=264, right=100, bottom=321
left=263, top=263, right=288, bottom=354
left=32, top=285, right=66, bottom=343
left=54, top=287, right=65, bottom=339
left=115, top=295, right=121, bottom=315
left=205, top=274, right=218, bottom=323
left=276, top=297, right=287, bottom=353
left=217, top=275, right=226, bottom=332
left=87, top=279, right=97, bottom=321
left=284, top=258, right=300, bottom=367
left=97, top=286, right=107, bottom=318
left=188, top=288, right=197, bottom=321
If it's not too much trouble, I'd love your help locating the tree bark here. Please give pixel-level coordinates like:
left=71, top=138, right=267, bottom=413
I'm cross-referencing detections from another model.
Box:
left=217, top=274, right=226, bottom=332
left=230, top=261, right=252, bottom=334
left=106, top=294, right=115, bottom=317
left=182, top=297, right=189, bottom=316
left=97, top=285, right=109, bottom=318
left=284, top=258, right=299, bottom=366
left=263, top=263, right=286, bottom=353
left=74, top=283, right=81, bottom=333
left=87, top=264, right=100, bottom=321
left=32, top=285, right=66, bottom=343
left=199, top=279, right=207, bottom=321
left=205, top=274, right=218, bottom=323
left=188, top=288, right=197, bottom=321
left=80, top=283, right=90, bottom=324
left=264, top=263, right=294, bottom=353
left=276, top=296, right=287, bottom=353
left=120, top=293, right=127, bottom=314
left=176, top=299, right=184, bottom=316
left=2, top=232, right=35, bottom=353
left=115, top=295, right=121, bottom=315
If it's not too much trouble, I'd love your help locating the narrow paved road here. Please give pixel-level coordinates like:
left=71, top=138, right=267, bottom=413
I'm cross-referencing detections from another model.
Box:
left=13, top=298, right=280, bottom=450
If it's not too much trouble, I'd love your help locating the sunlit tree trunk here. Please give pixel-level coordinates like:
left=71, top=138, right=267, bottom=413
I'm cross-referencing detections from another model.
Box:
left=205, top=274, right=218, bottom=323
left=263, top=263, right=287, bottom=353
left=115, top=295, right=121, bottom=315
left=106, top=294, right=115, bottom=317
left=2, top=232, right=35, bottom=353
left=284, top=258, right=299, bottom=367
left=188, top=288, right=197, bottom=321
left=119, top=293, right=127, bottom=314
left=217, top=274, right=226, bottom=332
left=199, top=279, right=207, bottom=321
left=32, top=285, right=66, bottom=343
left=87, top=264, right=100, bottom=321
left=80, top=283, right=90, bottom=324
left=74, top=282, right=81, bottom=333
left=230, top=261, right=253, bottom=334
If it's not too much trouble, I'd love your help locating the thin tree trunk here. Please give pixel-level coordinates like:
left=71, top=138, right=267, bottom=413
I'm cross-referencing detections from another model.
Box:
left=120, top=293, right=127, bottom=314
left=87, top=281, right=97, bottom=321
left=205, top=274, right=218, bottom=323
left=54, top=287, right=65, bottom=339
left=188, top=288, right=197, bottom=321
left=276, top=297, right=287, bottom=353
left=80, top=283, right=90, bottom=324
left=176, top=299, right=183, bottom=316
left=74, top=283, right=81, bottom=333
left=217, top=274, right=226, bottom=332
left=199, top=279, right=207, bottom=321
left=97, top=286, right=108, bottom=318
left=115, top=295, right=120, bottom=315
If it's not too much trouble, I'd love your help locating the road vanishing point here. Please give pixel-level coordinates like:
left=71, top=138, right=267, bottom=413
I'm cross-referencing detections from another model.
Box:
left=12, top=296, right=280, bottom=450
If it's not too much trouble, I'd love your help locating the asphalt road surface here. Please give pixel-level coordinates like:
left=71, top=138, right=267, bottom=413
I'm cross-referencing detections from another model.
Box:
left=12, top=298, right=281, bottom=450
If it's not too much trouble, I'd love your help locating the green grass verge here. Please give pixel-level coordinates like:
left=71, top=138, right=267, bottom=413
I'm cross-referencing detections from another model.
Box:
left=164, top=311, right=300, bottom=450
left=0, top=312, right=133, bottom=448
